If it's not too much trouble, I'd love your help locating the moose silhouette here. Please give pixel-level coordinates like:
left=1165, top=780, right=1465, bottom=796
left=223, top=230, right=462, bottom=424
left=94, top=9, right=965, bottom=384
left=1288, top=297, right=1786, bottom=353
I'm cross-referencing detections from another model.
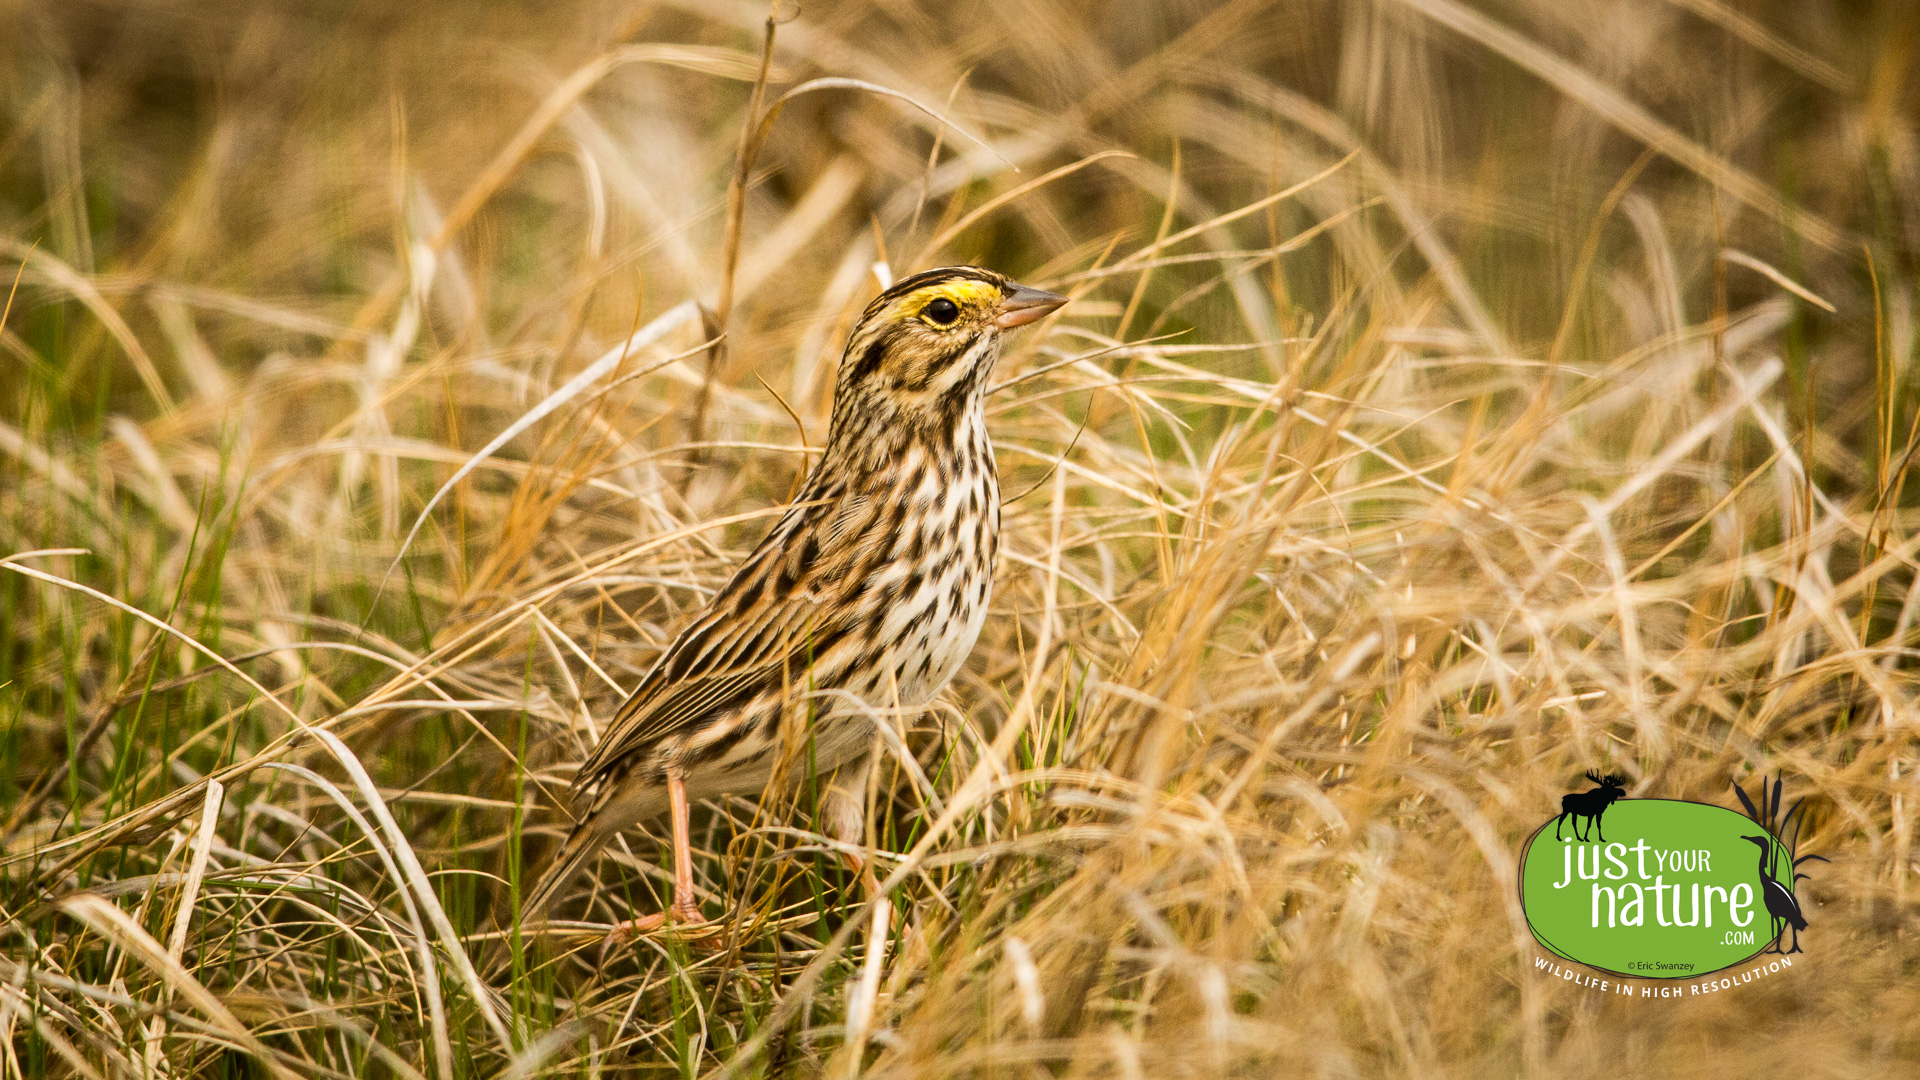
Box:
left=1553, top=771, right=1628, bottom=842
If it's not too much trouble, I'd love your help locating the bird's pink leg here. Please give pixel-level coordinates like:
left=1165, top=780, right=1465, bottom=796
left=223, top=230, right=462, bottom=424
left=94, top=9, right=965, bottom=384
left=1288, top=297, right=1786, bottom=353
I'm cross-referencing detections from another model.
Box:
left=665, top=773, right=702, bottom=922
left=824, top=754, right=879, bottom=896
left=841, top=849, right=882, bottom=898
left=611, top=775, right=706, bottom=938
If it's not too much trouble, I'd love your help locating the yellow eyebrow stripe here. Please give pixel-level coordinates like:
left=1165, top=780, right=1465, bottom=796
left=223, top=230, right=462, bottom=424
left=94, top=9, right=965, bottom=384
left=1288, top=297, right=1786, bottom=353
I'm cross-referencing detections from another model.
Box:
left=925, top=280, right=1002, bottom=307
left=887, top=279, right=1001, bottom=318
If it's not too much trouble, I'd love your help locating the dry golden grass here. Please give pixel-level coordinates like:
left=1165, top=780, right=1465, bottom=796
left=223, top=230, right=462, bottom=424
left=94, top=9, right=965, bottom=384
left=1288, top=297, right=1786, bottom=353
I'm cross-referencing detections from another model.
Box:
left=2, top=1, right=1917, bottom=1076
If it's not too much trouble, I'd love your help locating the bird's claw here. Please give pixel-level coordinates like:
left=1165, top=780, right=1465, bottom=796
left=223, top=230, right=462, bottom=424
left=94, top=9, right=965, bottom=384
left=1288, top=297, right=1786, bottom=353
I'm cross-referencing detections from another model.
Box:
left=600, top=905, right=723, bottom=953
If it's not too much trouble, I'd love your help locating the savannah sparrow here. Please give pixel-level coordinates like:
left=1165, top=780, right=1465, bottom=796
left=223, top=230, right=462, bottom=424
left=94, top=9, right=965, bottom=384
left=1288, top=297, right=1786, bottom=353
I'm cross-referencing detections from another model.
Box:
left=521, top=266, right=1066, bottom=930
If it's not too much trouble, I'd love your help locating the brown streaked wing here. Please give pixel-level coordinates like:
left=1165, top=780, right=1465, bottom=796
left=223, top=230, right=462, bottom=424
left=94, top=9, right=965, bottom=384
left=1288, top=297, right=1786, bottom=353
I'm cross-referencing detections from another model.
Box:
left=570, top=502, right=856, bottom=794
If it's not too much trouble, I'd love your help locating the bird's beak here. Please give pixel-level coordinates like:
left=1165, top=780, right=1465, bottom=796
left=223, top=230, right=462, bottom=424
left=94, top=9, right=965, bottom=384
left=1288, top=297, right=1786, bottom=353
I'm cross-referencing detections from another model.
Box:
left=995, top=282, right=1068, bottom=329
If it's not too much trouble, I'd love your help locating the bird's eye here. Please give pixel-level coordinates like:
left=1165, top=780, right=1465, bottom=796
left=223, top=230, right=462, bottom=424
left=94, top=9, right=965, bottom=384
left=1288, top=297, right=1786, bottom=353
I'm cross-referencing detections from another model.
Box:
left=923, top=298, right=960, bottom=325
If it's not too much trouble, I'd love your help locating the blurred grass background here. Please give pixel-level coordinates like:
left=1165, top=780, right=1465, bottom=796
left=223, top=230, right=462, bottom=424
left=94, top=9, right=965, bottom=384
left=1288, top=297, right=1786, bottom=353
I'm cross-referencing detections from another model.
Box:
left=2, top=0, right=1917, bottom=1076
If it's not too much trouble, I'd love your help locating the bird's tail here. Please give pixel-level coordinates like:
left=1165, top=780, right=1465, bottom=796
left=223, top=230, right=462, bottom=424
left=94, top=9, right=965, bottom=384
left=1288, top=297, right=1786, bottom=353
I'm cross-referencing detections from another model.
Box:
left=515, top=822, right=608, bottom=926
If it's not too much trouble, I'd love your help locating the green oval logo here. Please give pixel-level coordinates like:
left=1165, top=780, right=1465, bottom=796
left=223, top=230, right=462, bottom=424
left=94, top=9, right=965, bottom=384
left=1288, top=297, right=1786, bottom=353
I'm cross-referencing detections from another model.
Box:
left=1520, top=799, right=1800, bottom=978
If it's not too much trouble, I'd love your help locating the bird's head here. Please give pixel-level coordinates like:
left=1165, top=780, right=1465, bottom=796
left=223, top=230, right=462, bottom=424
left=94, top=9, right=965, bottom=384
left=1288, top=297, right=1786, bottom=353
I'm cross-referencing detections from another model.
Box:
left=1740, top=834, right=1772, bottom=850
left=831, top=266, right=1065, bottom=432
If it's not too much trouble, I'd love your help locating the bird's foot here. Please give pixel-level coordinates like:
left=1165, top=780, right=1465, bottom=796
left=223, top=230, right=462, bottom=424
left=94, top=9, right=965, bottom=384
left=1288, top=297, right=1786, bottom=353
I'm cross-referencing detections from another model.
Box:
left=610, top=903, right=702, bottom=937
left=604, top=903, right=723, bottom=949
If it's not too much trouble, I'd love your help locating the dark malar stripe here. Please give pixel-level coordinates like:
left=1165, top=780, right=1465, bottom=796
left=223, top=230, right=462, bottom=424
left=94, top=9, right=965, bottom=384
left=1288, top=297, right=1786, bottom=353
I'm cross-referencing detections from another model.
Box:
left=850, top=333, right=890, bottom=383
left=937, top=332, right=990, bottom=419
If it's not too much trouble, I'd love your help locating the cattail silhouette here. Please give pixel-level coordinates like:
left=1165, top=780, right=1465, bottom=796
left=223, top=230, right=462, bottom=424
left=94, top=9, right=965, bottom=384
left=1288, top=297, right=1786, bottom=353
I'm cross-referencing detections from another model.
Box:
left=1731, top=775, right=1828, bottom=954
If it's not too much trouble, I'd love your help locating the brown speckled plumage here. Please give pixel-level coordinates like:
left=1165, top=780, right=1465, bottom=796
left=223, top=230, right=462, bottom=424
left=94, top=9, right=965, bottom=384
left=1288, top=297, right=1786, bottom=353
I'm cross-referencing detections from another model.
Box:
left=522, top=266, right=1065, bottom=923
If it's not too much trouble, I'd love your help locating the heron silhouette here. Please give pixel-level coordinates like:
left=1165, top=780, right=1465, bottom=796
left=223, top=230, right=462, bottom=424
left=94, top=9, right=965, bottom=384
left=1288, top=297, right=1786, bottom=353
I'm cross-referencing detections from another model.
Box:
left=1740, top=834, right=1807, bottom=954
left=1730, top=775, right=1828, bottom=955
